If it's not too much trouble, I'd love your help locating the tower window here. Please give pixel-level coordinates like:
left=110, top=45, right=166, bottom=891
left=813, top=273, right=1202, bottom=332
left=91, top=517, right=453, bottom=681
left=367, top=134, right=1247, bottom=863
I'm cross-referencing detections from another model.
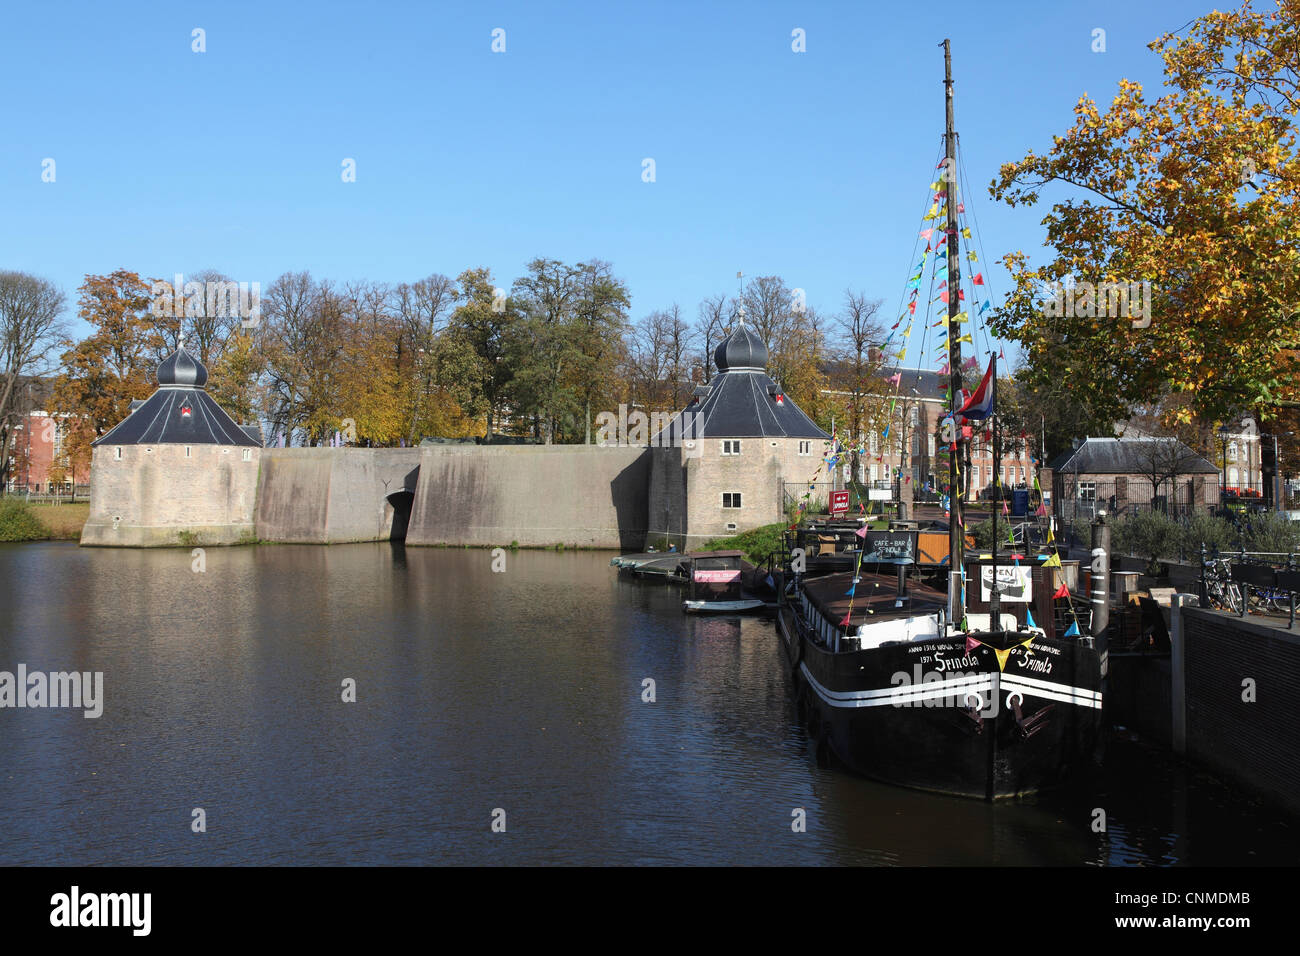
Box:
left=722, top=440, right=741, bottom=456
left=723, top=492, right=743, bottom=508
left=113, top=447, right=122, bottom=461
left=185, top=446, right=192, bottom=458
left=798, top=440, right=811, bottom=456
left=242, top=449, right=252, bottom=462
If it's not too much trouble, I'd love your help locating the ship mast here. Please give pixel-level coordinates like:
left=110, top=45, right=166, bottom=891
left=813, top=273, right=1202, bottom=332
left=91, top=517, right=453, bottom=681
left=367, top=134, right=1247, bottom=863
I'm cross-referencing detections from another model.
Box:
left=943, top=39, right=965, bottom=625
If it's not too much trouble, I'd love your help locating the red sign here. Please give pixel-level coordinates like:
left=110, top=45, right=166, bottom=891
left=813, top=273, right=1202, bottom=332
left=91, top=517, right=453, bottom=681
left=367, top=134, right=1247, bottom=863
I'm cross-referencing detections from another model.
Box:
left=830, top=490, right=850, bottom=516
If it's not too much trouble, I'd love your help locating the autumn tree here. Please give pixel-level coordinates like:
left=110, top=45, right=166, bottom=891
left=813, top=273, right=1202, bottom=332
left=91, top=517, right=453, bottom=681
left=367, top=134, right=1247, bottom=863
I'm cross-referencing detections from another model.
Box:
left=443, top=268, right=518, bottom=439
left=779, top=305, right=833, bottom=429
left=569, top=260, right=631, bottom=443
left=51, top=271, right=161, bottom=470
left=394, top=274, right=458, bottom=441
left=991, top=0, right=1300, bottom=430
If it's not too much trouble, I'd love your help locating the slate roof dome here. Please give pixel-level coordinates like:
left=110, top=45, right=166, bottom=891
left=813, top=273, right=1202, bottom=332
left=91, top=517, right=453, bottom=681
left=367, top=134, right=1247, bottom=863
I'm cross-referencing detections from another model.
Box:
left=657, top=322, right=829, bottom=441
left=156, top=345, right=208, bottom=387
left=714, top=322, right=768, bottom=372
left=92, top=344, right=260, bottom=447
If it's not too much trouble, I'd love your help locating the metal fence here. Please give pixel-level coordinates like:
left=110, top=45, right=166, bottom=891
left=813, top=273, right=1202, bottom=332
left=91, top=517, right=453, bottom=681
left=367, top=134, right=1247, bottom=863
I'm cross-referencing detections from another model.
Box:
left=0, top=487, right=88, bottom=503
left=1054, top=477, right=1214, bottom=522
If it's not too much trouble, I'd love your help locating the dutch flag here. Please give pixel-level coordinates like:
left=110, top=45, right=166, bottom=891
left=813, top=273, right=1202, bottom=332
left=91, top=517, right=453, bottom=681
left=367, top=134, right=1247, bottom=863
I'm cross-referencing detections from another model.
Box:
left=957, top=357, right=995, bottom=421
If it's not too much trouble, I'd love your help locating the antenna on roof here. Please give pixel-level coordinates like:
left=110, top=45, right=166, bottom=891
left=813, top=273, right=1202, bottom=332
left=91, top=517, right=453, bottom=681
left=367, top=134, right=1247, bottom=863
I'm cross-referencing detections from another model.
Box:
left=736, top=271, right=746, bottom=326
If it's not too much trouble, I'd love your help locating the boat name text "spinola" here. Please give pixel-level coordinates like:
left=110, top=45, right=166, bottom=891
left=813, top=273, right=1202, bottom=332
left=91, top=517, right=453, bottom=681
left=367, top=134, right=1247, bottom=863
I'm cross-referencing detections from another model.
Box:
left=1017, top=655, right=1053, bottom=674
left=934, top=654, right=979, bottom=672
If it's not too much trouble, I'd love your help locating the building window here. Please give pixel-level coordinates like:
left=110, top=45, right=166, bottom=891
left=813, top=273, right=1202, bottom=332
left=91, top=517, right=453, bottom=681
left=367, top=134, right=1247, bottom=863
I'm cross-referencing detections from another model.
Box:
left=1228, top=442, right=1238, bottom=462
left=185, top=446, right=192, bottom=458
left=870, top=464, right=877, bottom=481
left=721, top=440, right=741, bottom=456
left=242, top=449, right=252, bottom=462
left=910, top=406, right=919, bottom=426
left=723, top=492, right=742, bottom=508
left=869, top=431, right=879, bottom=455
left=928, top=434, right=935, bottom=456
left=114, top=447, right=122, bottom=461
left=798, top=440, right=811, bottom=456
left=1078, top=481, right=1097, bottom=501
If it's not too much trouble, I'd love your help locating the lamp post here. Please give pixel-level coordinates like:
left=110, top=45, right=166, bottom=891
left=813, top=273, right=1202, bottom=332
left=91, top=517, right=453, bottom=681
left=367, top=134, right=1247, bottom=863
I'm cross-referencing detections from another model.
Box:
left=1217, top=423, right=1230, bottom=507
left=1260, top=430, right=1292, bottom=512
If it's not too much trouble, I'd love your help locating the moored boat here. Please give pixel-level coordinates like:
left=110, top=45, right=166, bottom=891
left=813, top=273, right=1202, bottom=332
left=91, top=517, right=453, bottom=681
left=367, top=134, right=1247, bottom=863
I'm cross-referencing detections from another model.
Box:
left=775, top=559, right=1103, bottom=799
left=771, top=38, right=1103, bottom=799
left=682, top=551, right=767, bottom=613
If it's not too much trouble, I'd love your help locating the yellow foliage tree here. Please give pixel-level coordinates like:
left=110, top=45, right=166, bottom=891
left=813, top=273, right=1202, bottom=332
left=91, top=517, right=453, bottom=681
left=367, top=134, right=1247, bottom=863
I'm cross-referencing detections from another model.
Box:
left=991, top=1, right=1299, bottom=428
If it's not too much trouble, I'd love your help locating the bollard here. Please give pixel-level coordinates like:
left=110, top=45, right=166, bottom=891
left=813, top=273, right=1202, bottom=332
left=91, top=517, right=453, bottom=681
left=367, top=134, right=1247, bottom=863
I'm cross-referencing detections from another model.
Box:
left=1169, top=592, right=1197, bottom=756
left=1090, top=513, right=1111, bottom=639
left=1199, top=543, right=1209, bottom=609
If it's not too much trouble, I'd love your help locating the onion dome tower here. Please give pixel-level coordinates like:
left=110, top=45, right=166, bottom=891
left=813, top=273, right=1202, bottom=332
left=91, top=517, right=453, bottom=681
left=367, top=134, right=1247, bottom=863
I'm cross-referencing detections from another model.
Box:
left=662, top=315, right=829, bottom=441
left=93, top=340, right=260, bottom=447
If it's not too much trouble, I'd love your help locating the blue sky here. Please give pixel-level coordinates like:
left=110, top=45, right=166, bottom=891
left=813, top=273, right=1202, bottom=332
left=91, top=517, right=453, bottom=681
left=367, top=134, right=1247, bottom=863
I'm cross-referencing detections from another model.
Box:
left=0, top=0, right=1217, bottom=350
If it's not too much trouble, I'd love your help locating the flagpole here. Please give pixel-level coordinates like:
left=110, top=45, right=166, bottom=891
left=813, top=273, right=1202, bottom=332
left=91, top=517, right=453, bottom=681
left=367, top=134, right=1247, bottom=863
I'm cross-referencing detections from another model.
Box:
left=990, top=351, right=1001, bottom=627
left=942, top=38, right=964, bottom=629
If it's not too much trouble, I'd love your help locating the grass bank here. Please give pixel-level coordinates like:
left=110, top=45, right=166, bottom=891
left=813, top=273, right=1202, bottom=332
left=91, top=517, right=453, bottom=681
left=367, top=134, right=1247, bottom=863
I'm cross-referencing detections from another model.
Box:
left=0, top=499, right=88, bottom=542
left=697, top=515, right=894, bottom=565
left=697, top=523, right=786, bottom=564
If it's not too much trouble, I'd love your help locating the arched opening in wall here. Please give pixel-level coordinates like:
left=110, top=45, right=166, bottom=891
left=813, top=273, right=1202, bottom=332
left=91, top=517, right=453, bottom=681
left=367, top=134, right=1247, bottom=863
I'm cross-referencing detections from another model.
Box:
left=387, top=489, right=414, bottom=540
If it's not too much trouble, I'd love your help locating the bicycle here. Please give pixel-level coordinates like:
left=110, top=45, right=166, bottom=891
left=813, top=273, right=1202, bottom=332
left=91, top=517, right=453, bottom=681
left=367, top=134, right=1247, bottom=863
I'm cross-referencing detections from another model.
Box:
left=1202, top=557, right=1242, bottom=614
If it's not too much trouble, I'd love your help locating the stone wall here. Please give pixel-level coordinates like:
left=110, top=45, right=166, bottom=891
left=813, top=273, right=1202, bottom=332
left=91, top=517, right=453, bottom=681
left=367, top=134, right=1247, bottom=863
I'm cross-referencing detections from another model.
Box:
left=254, top=448, right=422, bottom=544
left=646, top=446, right=687, bottom=551
left=82, top=437, right=818, bottom=551
left=406, top=444, right=651, bottom=549
left=679, top=436, right=821, bottom=543
left=81, top=443, right=260, bottom=547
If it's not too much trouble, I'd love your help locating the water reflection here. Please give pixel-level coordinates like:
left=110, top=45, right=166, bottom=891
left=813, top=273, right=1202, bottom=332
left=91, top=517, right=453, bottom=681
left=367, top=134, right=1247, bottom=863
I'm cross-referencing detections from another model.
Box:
left=0, top=542, right=1295, bottom=865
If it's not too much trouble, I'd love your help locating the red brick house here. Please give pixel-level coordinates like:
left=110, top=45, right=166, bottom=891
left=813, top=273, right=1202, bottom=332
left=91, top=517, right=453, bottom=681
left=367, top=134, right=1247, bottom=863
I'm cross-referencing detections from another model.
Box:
left=4, top=409, right=92, bottom=495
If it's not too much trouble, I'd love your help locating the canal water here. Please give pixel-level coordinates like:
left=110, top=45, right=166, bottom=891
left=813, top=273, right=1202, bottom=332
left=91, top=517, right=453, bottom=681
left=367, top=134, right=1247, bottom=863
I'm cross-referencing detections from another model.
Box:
left=1, top=543, right=1296, bottom=866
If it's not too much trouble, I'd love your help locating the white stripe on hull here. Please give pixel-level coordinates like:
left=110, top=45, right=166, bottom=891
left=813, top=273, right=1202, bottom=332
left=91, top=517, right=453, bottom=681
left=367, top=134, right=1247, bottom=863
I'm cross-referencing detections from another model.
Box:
left=798, top=660, right=1103, bottom=710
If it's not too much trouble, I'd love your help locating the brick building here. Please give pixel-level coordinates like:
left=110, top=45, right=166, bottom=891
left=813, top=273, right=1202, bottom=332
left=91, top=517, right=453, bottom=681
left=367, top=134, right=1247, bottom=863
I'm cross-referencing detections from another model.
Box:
left=1048, top=437, right=1220, bottom=521
left=824, top=367, right=1036, bottom=501
left=3, top=407, right=91, bottom=495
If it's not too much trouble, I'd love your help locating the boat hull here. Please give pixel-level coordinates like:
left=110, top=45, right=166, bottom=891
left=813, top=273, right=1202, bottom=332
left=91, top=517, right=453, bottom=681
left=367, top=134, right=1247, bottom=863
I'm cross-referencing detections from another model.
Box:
left=683, top=599, right=766, bottom=614
left=777, top=605, right=1103, bottom=799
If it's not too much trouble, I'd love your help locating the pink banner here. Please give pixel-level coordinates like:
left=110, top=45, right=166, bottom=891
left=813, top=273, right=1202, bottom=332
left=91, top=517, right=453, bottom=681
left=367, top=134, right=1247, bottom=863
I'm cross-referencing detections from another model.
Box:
left=694, top=570, right=741, bottom=583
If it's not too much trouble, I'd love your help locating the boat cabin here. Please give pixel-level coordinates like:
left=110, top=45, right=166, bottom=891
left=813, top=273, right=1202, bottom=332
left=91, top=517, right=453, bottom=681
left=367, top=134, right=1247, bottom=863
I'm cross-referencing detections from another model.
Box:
left=688, top=551, right=745, bottom=601
left=796, top=571, right=948, bottom=651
